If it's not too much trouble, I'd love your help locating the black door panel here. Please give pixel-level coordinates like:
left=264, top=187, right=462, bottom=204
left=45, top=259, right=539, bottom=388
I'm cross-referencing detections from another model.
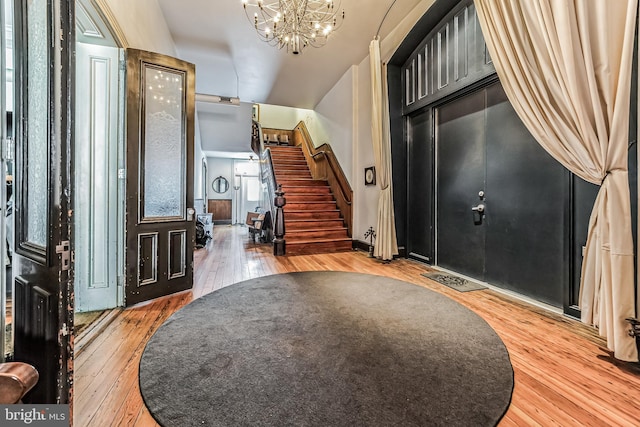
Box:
left=436, top=89, right=486, bottom=278
left=435, top=82, right=567, bottom=307
left=484, top=83, right=567, bottom=306
left=407, top=110, right=433, bottom=262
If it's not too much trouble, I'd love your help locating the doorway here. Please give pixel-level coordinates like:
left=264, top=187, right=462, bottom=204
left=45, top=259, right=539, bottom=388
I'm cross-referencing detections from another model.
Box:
left=74, top=0, right=124, bottom=314
left=435, top=81, right=568, bottom=306
left=232, top=159, right=260, bottom=224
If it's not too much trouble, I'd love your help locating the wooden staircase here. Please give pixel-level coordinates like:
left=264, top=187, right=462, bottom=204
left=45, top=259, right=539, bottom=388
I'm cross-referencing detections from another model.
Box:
left=268, top=145, right=352, bottom=255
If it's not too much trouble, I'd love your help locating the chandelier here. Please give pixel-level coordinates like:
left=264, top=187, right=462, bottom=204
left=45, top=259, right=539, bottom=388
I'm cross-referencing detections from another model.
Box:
left=241, top=0, right=345, bottom=54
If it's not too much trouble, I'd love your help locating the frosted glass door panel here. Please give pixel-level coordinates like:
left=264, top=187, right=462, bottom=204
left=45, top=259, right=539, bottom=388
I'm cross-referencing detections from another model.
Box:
left=26, top=0, right=48, bottom=247
left=142, top=65, right=185, bottom=220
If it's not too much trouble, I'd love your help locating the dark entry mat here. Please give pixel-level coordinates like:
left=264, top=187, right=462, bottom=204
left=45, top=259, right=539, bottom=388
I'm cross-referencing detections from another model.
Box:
left=421, top=272, right=488, bottom=292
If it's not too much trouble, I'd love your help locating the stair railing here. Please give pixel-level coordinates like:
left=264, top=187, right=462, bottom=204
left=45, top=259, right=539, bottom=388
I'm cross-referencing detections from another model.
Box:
left=293, top=121, right=353, bottom=237
left=252, top=120, right=283, bottom=251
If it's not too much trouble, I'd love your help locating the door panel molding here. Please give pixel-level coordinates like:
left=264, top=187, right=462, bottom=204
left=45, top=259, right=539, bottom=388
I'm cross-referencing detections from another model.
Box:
left=138, top=232, right=158, bottom=286
left=168, top=229, right=186, bottom=280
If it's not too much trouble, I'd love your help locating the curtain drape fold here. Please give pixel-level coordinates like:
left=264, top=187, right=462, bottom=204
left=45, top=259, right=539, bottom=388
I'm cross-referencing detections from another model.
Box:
left=369, top=39, right=399, bottom=261
left=475, top=0, right=638, bottom=361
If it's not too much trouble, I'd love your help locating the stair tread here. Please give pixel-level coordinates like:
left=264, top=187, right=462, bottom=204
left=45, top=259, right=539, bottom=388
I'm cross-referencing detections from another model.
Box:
left=286, top=228, right=348, bottom=233
left=286, top=209, right=340, bottom=212
left=269, top=142, right=351, bottom=255
left=285, top=201, right=336, bottom=204
left=286, top=237, right=353, bottom=244
left=280, top=187, right=331, bottom=190
left=287, top=218, right=344, bottom=222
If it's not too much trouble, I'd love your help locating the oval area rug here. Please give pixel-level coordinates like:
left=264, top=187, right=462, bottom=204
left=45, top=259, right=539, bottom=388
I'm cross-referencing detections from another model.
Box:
left=139, top=271, right=513, bottom=426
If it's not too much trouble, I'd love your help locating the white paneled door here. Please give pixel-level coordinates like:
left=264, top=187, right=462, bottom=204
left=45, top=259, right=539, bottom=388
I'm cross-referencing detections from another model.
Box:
left=75, top=42, right=122, bottom=312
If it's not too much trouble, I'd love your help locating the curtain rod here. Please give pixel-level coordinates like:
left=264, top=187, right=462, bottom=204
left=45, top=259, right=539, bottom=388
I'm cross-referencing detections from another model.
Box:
left=376, top=0, right=398, bottom=39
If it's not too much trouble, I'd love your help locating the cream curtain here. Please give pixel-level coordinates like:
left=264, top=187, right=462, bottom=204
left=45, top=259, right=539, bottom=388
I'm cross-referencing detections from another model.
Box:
left=369, top=39, right=399, bottom=261
left=475, top=0, right=638, bottom=361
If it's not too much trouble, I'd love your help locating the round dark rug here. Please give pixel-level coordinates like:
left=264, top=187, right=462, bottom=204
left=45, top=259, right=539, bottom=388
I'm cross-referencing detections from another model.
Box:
left=139, top=272, right=513, bottom=426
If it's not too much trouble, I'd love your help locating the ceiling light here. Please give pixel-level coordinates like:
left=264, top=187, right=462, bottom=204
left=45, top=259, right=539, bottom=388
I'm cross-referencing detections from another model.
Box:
left=242, top=0, right=345, bottom=55
left=195, top=93, right=241, bottom=106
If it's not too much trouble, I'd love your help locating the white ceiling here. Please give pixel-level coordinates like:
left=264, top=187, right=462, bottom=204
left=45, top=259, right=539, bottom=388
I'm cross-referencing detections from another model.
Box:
left=155, top=0, right=425, bottom=157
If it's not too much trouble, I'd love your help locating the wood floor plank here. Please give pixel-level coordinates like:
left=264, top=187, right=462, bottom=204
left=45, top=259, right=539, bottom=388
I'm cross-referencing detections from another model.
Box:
left=75, top=225, right=640, bottom=426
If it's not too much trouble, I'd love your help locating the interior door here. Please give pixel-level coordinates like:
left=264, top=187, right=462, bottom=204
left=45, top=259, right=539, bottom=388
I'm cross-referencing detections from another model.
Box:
left=124, top=49, right=195, bottom=306
left=11, top=0, right=74, bottom=403
left=436, top=89, right=486, bottom=278
left=75, top=42, right=121, bottom=311
left=235, top=174, right=260, bottom=223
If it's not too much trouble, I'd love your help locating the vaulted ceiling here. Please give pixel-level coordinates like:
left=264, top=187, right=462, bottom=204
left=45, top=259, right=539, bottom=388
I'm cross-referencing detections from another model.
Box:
left=155, top=0, right=425, bottom=156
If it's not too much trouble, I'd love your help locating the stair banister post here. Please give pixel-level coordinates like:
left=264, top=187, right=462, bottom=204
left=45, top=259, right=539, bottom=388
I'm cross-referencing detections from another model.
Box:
left=273, top=184, right=286, bottom=256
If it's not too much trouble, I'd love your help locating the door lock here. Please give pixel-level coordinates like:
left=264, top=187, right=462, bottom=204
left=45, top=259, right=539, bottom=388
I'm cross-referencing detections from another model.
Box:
left=56, top=240, right=71, bottom=271
left=471, top=204, right=485, bottom=213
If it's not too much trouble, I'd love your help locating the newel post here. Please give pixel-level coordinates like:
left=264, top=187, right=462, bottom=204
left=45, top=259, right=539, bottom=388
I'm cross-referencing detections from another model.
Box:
left=273, top=184, right=286, bottom=256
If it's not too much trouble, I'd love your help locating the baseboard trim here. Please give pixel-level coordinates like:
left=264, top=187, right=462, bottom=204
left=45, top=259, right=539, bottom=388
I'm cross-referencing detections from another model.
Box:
left=352, top=241, right=405, bottom=260
left=352, top=240, right=370, bottom=252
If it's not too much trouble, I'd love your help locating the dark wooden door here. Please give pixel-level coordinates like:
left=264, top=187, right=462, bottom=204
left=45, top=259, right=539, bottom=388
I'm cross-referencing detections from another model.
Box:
left=125, top=49, right=196, bottom=306
left=12, top=0, right=74, bottom=403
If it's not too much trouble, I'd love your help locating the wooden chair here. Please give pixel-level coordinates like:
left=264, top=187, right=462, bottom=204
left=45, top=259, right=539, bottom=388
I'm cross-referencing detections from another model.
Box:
left=0, top=362, right=39, bottom=403
left=245, top=212, right=266, bottom=242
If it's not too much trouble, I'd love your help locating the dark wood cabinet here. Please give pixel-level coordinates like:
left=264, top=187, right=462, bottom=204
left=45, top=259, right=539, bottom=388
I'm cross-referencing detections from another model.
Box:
left=208, top=199, right=232, bottom=224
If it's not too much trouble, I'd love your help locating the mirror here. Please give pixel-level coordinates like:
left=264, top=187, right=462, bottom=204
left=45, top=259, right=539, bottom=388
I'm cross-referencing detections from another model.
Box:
left=212, top=176, right=229, bottom=193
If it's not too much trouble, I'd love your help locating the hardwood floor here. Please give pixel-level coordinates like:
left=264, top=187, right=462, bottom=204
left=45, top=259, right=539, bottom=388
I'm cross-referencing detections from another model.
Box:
left=74, top=225, right=640, bottom=426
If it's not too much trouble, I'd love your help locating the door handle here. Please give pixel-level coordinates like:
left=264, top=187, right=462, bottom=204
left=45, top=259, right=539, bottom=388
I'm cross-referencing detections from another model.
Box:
left=471, top=204, right=485, bottom=213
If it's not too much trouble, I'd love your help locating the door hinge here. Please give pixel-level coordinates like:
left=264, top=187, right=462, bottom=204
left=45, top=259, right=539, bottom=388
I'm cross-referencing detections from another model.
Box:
left=56, top=240, right=71, bottom=271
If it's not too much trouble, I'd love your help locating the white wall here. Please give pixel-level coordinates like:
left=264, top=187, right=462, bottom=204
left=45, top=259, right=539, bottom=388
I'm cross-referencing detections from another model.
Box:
left=353, top=57, right=379, bottom=243
left=258, top=103, right=329, bottom=148
left=194, top=114, right=207, bottom=200
left=206, top=157, right=234, bottom=200
left=310, top=1, right=436, bottom=244
left=100, top=0, right=177, bottom=56
left=315, top=66, right=357, bottom=184
left=259, top=104, right=312, bottom=130
left=4, top=0, right=12, bottom=112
